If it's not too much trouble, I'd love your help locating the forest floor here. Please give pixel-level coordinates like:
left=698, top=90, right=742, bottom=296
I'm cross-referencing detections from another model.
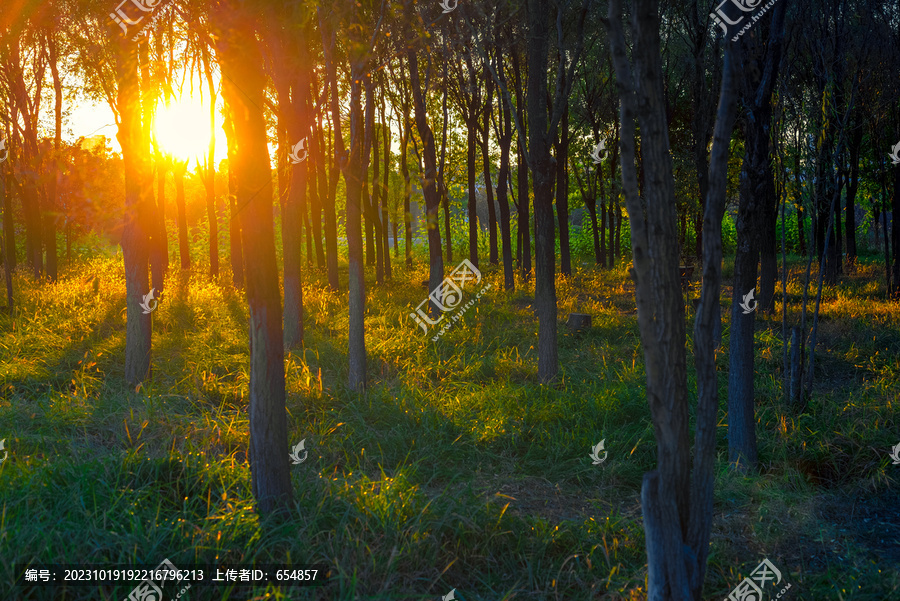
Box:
left=0, top=249, right=898, bottom=600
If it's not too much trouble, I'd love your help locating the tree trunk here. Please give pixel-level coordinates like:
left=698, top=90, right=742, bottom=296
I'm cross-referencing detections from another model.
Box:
left=495, top=54, right=515, bottom=291
left=467, top=110, right=479, bottom=267
left=115, top=33, right=152, bottom=385
left=46, top=32, right=63, bottom=282
left=201, top=47, right=219, bottom=279
left=407, top=47, right=444, bottom=317
left=318, top=14, right=342, bottom=292
left=512, top=48, right=531, bottom=282
left=174, top=161, right=190, bottom=270
left=381, top=116, right=392, bottom=280
left=728, top=5, right=786, bottom=471
left=223, top=110, right=244, bottom=288
left=484, top=66, right=498, bottom=265
left=344, top=38, right=369, bottom=391
left=400, top=111, right=413, bottom=268
left=367, top=76, right=384, bottom=284
left=556, top=106, right=571, bottom=277
left=527, top=0, right=559, bottom=382
left=213, top=0, right=293, bottom=515
left=0, top=160, right=13, bottom=311
left=893, top=165, right=900, bottom=294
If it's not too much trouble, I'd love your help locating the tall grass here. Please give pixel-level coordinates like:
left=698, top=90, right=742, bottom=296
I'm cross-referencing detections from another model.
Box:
left=0, top=249, right=897, bottom=600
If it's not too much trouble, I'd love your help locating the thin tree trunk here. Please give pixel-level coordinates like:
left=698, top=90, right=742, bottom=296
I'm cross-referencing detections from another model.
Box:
left=174, top=161, right=190, bottom=270
left=202, top=47, right=219, bottom=279
left=495, top=54, right=515, bottom=291
left=223, top=111, right=244, bottom=288
left=381, top=115, right=392, bottom=280
left=484, top=66, right=498, bottom=265
left=407, top=45, right=444, bottom=317
left=556, top=105, right=571, bottom=277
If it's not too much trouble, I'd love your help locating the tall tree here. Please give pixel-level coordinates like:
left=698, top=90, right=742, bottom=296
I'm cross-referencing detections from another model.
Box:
left=525, top=0, right=587, bottom=382
left=213, top=0, right=292, bottom=514
left=606, top=1, right=741, bottom=597
left=728, top=2, right=787, bottom=471
left=114, top=30, right=153, bottom=385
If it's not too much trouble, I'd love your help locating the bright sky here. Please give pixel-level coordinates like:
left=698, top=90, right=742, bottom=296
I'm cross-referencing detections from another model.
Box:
left=67, top=82, right=229, bottom=168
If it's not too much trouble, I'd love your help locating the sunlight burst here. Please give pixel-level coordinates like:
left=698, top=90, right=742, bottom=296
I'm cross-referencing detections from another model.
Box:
left=154, top=99, right=212, bottom=162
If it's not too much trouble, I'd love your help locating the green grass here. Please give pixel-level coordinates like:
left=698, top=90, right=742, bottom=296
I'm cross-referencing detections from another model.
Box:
left=0, top=248, right=898, bottom=600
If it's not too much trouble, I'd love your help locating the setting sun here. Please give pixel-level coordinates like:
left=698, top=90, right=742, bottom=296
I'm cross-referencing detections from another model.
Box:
left=154, top=98, right=214, bottom=161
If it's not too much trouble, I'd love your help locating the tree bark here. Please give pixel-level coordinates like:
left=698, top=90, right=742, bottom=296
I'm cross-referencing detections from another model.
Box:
left=484, top=63, right=498, bottom=265
left=213, top=0, right=293, bottom=515
left=115, top=32, right=152, bottom=385
left=728, top=3, right=786, bottom=471
left=556, top=105, right=571, bottom=277
left=495, top=53, right=515, bottom=291
left=318, top=17, right=342, bottom=292
left=406, top=35, right=445, bottom=319
left=222, top=110, right=244, bottom=288
left=173, top=160, right=190, bottom=270
left=527, top=0, right=559, bottom=382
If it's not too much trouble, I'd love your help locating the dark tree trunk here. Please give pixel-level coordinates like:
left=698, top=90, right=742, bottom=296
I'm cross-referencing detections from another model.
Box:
left=846, top=127, right=861, bottom=272
left=439, top=55, right=452, bottom=265
left=367, top=76, right=384, bottom=284
left=495, top=54, right=515, bottom=291
left=606, top=2, right=742, bottom=598
left=174, top=160, right=190, bottom=270
left=344, top=50, right=368, bottom=391
left=467, top=122, right=479, bottom=268
left=151, top=160, right=168, bottom=292
left=381, top=116, right=392, bottom=280
left=893, top=165, right=900, bottom=294
left=728, top=4, right=786, bottom=472
left=526, top=0, right=561, bottom=382
left=484, top=66, right=498, bottom=265
left=223, top=111, right=244, bottom=288
left=318, top=13, right=342, bottom=292
left=2, top=153, right=15, bottom=275
left=0, top=160, right=13, bottom=311
left=556, top=105, right=571, bottom=277
left=46, top=32, right=63, bottom=282
left=407, top=47, right=444, bottom=317
left=513, top=49, right=531, bottom=281
left=202, top=48, right=219, bottom=279
left=115, top=33, right=152, bottom=385
left=214, top=0, right=293, bottom=515
left=400, top=110, right=413, bottom=267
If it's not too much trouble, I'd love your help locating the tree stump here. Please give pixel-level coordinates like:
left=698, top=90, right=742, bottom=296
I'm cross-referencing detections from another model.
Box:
left=566, top=313, right=592, bottom=332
